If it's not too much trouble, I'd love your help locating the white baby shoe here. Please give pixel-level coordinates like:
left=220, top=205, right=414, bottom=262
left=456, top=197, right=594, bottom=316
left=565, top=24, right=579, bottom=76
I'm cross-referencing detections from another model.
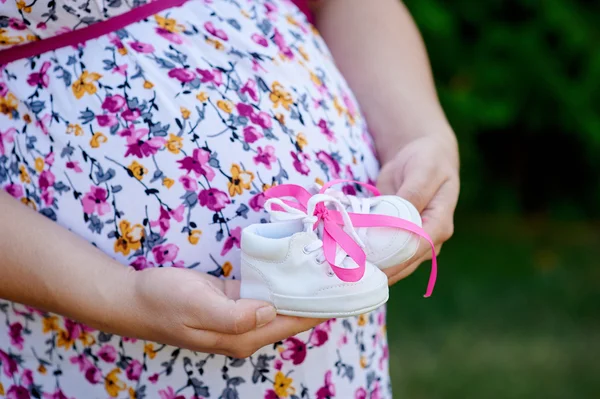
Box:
left=240, top=195, right=389, bottom=318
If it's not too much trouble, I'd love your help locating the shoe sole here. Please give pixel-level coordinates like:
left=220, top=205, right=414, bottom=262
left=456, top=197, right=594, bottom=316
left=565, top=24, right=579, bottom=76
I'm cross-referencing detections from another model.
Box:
left=272, top=277, right=389, bottom=318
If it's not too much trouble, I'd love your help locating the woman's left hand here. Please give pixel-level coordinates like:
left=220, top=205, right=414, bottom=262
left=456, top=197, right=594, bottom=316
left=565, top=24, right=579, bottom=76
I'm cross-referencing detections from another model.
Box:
left=376, top=132, right=460, bottom=285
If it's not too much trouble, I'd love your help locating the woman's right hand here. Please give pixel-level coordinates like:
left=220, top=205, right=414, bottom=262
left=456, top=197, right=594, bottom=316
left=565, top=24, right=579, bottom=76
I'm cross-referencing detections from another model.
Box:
left=126, top=267, right=323, bottom=358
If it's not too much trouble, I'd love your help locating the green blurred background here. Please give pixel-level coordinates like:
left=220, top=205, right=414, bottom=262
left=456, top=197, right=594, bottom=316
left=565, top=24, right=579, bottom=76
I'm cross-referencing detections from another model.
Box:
left=386, top=1, right=600, bottom=397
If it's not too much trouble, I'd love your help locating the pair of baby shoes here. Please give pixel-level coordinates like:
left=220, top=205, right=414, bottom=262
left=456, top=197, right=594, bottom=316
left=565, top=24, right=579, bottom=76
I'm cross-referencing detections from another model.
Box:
left=239, top=179, right=436, bottom=318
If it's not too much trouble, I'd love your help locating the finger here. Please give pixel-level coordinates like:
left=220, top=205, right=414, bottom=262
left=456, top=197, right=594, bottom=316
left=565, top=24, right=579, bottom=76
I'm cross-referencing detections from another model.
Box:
left=419, top=179, right=458, bottom=245
left=387, top=244, right=442, bottom=286
left=376, top=162, right=399, bottom=195
left=395, top=162, right=441, bottom=212
left=189, top=278, right=277, bottom=335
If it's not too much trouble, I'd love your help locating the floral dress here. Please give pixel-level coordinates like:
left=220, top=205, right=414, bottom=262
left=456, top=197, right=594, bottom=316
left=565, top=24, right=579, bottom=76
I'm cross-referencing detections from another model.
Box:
left=0, top=1, right=391, bottom=398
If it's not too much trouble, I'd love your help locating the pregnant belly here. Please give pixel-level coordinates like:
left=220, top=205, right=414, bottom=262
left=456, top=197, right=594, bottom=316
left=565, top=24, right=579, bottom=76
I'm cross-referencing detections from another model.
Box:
left=0, top=0, right=379, bottom=276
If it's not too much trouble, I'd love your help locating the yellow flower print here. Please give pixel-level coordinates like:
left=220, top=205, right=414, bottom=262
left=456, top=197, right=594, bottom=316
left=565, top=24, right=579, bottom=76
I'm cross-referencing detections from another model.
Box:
left=0, top=92, right=19, bottom=118
left=273, top=371, right=295, bottom=398
left=23, top=114, right=31, bottom=124
left=310, top=71, right=323, bottom=88
left=34, top=157, right=45, bottom=172
left=227, top=164, right=254, bottom=197
left=360, top=355, right=368, bottom=369
left=180, top=106, right=191, bottom=119
left=16, top=0, right=32, bottom=13
left=154, top=15, right=184, bottom=33
left=275, top=113, right=285, bottom=125
left=143, top=80, right=154, bottom=89
left=357, top=314, right=367, bottom=326
left=129, top=387, right=137, bottom=399
left=241, top=9, right=250, bottom=18
left=90, top=132, right=107, bottom=148
left=0, top=382, right=4, bottom=396
left=196, top=91, right=209, bottom=102
left=105, top=368, right=127, bottom=398
left=188, top=229, right=202, bottom=245
left=67, top=123, right=84, bottom=136
left=333, top=96, right=345, bottom=116
left=217, top=99, right=234, bottom=114
left=42, top=315, right=59, bottom=333
left=0, top=29, right=25, bottom=46
left=19, top=165, right=31, bottom=183
left=205, top=37, right=224, bottom=50
left=269, top=82, right=293, bottom=110
left=72, top=71, right=102, bottom=99
left=262, top=182, right=275, bottom=192
left=298, top=45, right=309, bottom=61
left=127, top=161, right=148, bottom=181
left=162, top=177, right=175, bottom=188
left=114, top=220, right=144, bottom=256
left=296, top=132, right=307, bottom=150
left=222, top=261, right=233, bottom=277
left=118, top=47, right=128, bottom=56
left=26, top=34, right=38, bottom=42
left=166, top=133, right=183, bottom=154
left=315, top=177, right=324, bottom=188
left=144, top=343, right=157, bottom=359
left=79, top=331, right=96, bottom=347
left=38, top=364, right=47, bottom=374
left=21, top=197, right=36, bottom=210
left=57, top=328, right=76, bottom=350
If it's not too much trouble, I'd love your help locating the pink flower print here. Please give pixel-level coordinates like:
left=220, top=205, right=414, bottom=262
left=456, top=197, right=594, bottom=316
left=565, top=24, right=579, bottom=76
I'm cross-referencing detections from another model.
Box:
left=82, top=186, right=110, bottom=216
left=121, top=127, right=165, bottom=158
left=250, top=111, right=272, bottom=129
left=121, top=108, right=141, bottom=121
left=35, top=113, right=52, bottom=135
left=264, top=1, right=278, bottom=20
left=9, top=18, right=27, bottom=30
left=130, top=256, right=154, bottom=271
left=5, top=183, right=23, bottom=199
left=0, top=350, right=18, bottom=377
left=38, top=170, right=55, bottom=191
left=149, top=373, right=160, bottom=383
left=70, top=353, right=93, bottom=373
left=108, top=33, right=124, bottom=49
left=198, top=188, right=231, bottom=212
left=98, top=344, right=117, bottom=363
left=43, top=389, right=75, bottom=399
left=84, top=367, right=102, bottom=385
left=8, top=323, right=23, bottom=350
left=236, top=102, right=254, bottom=118
left=345, top=165, right=355, bottom=180
left=251, top=33, right=268, bottom=47
left=342, top=184, right=357, bottom=196
left=316, top=371, right=335, bottom=399
left=152, top=243, right=180, bottom=265
left=96, top=114, right=118, bottom=127
left=379, top=344, right=389, bottom=371
left=129, top=41, right=155, bottom=53
left=122, top=337, right=137, bottom=343
left=66, top=161, right=83, bottom=173
left=378, top=311, right=385, bottom=326
left=343, top=92, right=357, bottom=118
left=6, top=385, right=29, bottom=399
left=274, top=359, right=283, bottom=370
left=156, top=28, right=183, bottom=44
left=45, top=151, right=55, bottom=166
left=196, top=68, right=222, bottom=86
left=280, top=337, right=307, bottom=365
left=159, top=387, right=185, bottom=399
left=310, top=326, right=328, bottom=347
left=291, top=151, right=310, bottom=176
left=252, top=59, right=266, bottom=73
left=168, top=68, right=196, bottom=83
left=170, top=204, right=185, bottom=223
left=241, top=79, right=259, bottom=101
left=26, top=61, right=51, bottom=88
left=355, top=387, right=367, bottom=399
left=126, top=360, right=143, bottom=381
left=316, top=151, right=341, bottom=179
left=221, top=226, right=241, bottom=256
left=63, top=318, right=82, bottom=341
left=204, top=21, right=228, bottom=41
left=249, top=192, right=266, bottom=212
left=273, top=28, right=293, bottom=59
left=0, top=127, right=16, bottom=155
left=370, top=381, right=382, bottom=399
left=243, top=126, right=263, bottom=144
left=264, top=391, right=278, bottom=399
left=101, top=95, right=126, bottom=113
left=0, top=82, right=9, bottom=97
left=36, top=22, right=47, bottom=30
left=253, top=145, right=276, bottom=169
left=150, top=207, right=172, bottom=236
left=177, top=148, right=215, bottom=180
left=21, top=370, right=33, bottom=387
left=41, top=189, right=54, bottom=206
left=112, top=64, right=128, bottom=75
left=179, top=175, right=198, bottom=191
left=317, top=119, right=335, bottom=142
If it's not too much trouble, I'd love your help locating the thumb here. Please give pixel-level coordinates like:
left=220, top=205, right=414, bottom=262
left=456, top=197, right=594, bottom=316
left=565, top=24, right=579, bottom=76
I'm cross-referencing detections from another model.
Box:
left=396, top=167, right=438, bottom=213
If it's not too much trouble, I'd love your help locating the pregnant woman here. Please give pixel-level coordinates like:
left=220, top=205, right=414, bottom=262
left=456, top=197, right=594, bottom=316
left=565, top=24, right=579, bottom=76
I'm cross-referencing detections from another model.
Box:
left=0, top=0, right=459, bottom=397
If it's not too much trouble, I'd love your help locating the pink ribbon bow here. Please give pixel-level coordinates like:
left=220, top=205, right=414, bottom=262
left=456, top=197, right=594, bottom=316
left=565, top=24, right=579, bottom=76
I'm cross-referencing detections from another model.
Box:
left=265, top=179, right=438, bottom=297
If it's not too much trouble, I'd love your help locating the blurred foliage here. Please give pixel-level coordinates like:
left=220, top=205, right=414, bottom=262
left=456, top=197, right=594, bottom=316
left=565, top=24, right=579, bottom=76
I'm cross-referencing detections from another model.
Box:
left=404, top=0, right=600, bottom=218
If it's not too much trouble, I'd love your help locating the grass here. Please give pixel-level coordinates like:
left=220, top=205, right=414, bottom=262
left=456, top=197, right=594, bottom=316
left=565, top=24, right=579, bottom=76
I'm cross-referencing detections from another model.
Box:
left=386, top=213, right=600, bottom=398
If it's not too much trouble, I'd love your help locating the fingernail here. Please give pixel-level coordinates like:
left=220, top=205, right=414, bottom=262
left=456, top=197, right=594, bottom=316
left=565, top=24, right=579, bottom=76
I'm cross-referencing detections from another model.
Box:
left=256, top=306, right=277, bottom=328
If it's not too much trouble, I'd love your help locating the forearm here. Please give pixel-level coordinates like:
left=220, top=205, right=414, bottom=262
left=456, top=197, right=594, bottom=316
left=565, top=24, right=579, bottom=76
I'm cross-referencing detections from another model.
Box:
left=0, top=191, right=135, bottom=333
left=315, top=0, right=455, bottom=164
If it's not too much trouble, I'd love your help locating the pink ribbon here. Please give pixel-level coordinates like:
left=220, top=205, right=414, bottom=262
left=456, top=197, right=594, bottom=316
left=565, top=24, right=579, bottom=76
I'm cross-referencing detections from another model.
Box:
left=264, top=179, right=438, bottom=297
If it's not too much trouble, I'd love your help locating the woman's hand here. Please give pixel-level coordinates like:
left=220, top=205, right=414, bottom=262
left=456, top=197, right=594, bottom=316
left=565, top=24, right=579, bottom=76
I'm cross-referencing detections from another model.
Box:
left=130, top=267, right=323, bottom=358
left=377, top=132, right=460, bottom=285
